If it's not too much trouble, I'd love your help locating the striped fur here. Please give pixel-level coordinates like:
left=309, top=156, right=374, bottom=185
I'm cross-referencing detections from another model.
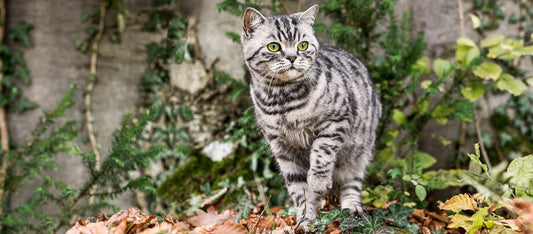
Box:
left=241, top=5, right=382, bottom=225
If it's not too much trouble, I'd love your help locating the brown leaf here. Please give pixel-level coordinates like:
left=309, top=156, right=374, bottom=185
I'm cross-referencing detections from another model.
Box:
left=66, top=214, right=110, bottom=234
left=187, top=206, right=234, bottom=228
left=85, top=222, right=111, bottom=233
left=512, top=198, right=533, bottom=232
left=270, top=206, right=284, bottom=214
left=127, top=216, right=158, bottom=233
left=421, top=226, right=432, bottom=234
left=439, top=194, right=477, bottom=212
left=111, top=219, right=128, bottom=234
left=212, top=219, right=247, bottom=234
left=193, top=224, right=220, bottom=234
left=106, top=207, right=149, bottom=227
left=138, top=221, right=190, bottom=234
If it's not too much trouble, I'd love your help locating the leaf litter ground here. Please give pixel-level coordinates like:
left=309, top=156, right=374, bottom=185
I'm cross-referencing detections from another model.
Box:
left=67, top=194, right=533, bottom=233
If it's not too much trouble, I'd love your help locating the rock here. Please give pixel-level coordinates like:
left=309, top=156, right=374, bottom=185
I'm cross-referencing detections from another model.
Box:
left=202, top=141, right=236, bottom=162
left=170, top=60, right=210, bottom=95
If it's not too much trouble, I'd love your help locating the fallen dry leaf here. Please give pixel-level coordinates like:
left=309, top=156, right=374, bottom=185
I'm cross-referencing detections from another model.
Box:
left=242, top=213, right=296, bottom=233
left=187, top=206, right=234, bottom=228
left=213, top=219, right=247, bottom=234
left=193, top=224, right=219, bottom=234
left=408, top=208, right=449, bottom=233
left=106, top=207, right=148, bottom=226
left=512, top=198, right=533, bottom=232
left=439, top=193, right=477, bottom=212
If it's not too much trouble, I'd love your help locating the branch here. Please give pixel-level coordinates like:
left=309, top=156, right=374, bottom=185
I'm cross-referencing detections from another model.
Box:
left=0, top=0, right=9, bottom=231
left=279, top=0, right=290, bottom=14
left=457, top=0, right=465, bottom=37
left=85, top=0, right=107, bottom=205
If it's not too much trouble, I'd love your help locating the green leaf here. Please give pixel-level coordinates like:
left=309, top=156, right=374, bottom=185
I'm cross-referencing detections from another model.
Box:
left=465, top=47, right=480, bottom=64
left=431, top=100, right=474, bottom=124
left=481, top=34, right=505, bottom=48
left=468, top=207, right=489, bottom=234
left=461, top=81, right=485, bottom=102
left=456, top=37, right=478, bottom=64
left=415, top=185, right=427, bottom=201
left=387, top=204, right=414, bottom=228
left=225, top=31, right=241, bottom=44
left=412, top=56, right=431, bottom=76
left=16, top=97, right=39, bottom=113
left=473, top=62, right=502, bottom=81
left=420, top=80, right=432, bottom=89
left=432, top=104, right=453, bottom=124
left=14, top=67, right=31, bottom=85
left=413, top=151, right=437, bottom=173
left=526, top=78, right=533, bottom=86
left=392, top=109, right=407, bottom=125
left=496, top=73, right=527, bottom=96
left=487, top=38, right=529, bottom=60
left=506, top=155, right=533, bottom=198
left=8, top=21, right=34, bottom=46
left=515, top=45, right=533, bottom=55
left=433, top=59, right=450, bottom=78
left=450, top=99, right=474, bottom=121
left=467, top=143, right=489, bottom=176
left=468, top=13, right=481, bottom=29
left=457, top=37, right=477, bottom=48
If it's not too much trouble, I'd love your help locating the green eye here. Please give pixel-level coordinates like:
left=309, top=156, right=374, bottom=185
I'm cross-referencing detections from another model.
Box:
left=298, top=41, right=309, bottom=51
left=267, top=42, right=280, bottom=52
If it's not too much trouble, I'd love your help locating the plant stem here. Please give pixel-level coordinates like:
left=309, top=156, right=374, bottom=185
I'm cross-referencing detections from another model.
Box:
left=0, top=0, right=8, bottom=231
left=458, top=0, right=465, bottom=37
left=279, top=0, right=290, bottom=14
left=456, top=122, right=466, bottom=169
left=86, top=0, right=107, bottom=205
left=474, top=110, right=492, bottom=171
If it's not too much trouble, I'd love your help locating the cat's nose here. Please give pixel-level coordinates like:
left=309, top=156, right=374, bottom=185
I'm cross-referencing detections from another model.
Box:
left=286, top=56, right=296, bottom=63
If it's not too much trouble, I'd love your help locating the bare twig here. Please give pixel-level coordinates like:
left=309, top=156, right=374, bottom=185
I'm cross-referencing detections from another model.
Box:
left=457, top=0, right=465, bottom=37
left=456, top=122, right=466, bottom=169
left=253, top=172, right=272, bottom=217
left=474, top=110, right=492, bottom=171
left=297, top=0, right=303, bottom=12
left=86, top=0, right=107, bottom=205
left=279, top=0, right=290, bottom=14
left=0, top=0, right=8, bottom=230
left=482, top=96, right=504, bottom=161
left=251, top=203, right=267, bottom=233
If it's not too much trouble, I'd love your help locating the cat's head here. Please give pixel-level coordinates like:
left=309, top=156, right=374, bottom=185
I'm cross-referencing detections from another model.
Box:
left=241, top=5, right=319, bottom=83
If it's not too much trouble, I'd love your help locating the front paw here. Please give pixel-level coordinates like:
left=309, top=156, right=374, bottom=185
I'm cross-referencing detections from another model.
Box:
left=308, top=174, right=332, bottom=195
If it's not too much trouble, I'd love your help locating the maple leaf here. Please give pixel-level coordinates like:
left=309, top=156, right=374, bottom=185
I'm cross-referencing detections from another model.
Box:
left=439, top=194, right=477, bottom=212
left=187, top=206, right=234, bottom=228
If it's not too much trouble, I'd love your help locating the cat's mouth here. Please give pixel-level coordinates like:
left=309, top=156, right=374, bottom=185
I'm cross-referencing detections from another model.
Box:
left=279, top=66, right=304, bottom=73
left=276, top=68, right=304, bottom=82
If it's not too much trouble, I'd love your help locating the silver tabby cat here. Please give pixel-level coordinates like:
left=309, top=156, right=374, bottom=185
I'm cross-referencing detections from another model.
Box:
left=241, top=4, right=382, bottom=225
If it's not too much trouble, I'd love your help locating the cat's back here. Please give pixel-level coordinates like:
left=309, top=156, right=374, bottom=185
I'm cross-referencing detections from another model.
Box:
left=316, top=44, right=369, bottom=80
left=315, top=44, right=381, bottom=124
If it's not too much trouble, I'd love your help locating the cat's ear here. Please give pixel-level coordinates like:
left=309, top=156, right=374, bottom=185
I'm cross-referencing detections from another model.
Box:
left=243, top=7, right=266, bottom=37
left=298, top=4, right=319, bottom=25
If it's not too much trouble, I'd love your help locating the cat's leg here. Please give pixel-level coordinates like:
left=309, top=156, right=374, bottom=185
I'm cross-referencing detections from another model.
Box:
left=275, top=155, right=318, bottom=225
left=307, top=121, right=347, bottom=196
left=335, top=148, right=370, bottom=215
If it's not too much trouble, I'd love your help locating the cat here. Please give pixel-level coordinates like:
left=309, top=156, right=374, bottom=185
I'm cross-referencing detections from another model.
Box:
left=241, top=4, right=382, bottom=226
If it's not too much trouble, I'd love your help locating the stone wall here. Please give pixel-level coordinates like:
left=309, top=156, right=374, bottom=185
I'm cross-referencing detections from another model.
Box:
left=5, top=0, right=531, bottom=212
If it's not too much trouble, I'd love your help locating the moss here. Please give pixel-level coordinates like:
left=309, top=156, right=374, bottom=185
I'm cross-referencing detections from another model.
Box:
left=157, top=151, right=214, bottom=201
left=157, top=150, right=256, bottom=208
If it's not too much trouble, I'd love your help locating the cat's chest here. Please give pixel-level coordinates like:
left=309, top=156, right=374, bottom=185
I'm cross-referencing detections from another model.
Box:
left=272, top=116, right=318, bottom=147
